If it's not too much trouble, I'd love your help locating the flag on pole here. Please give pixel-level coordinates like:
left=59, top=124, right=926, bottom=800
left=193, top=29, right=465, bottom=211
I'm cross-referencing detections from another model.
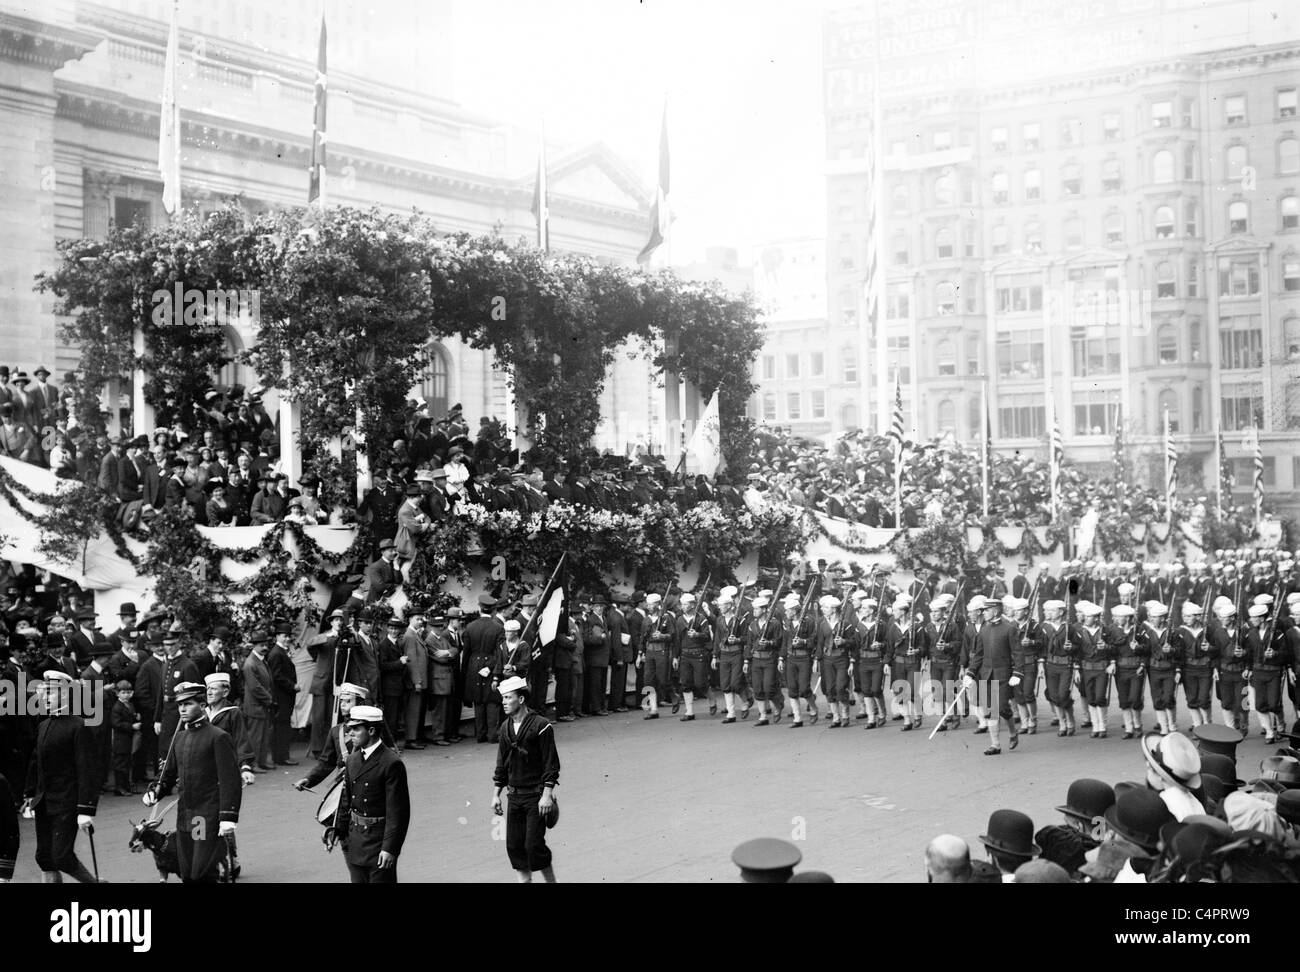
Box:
left=1163, top=407, right=1177, bottom=525
left=307, top=17, right=328, bottom=205
left=685, top=392, right=723, bottom=479
left=886, top=371, right=904, bottom=524
left=531, top=123, right=549, bottom=251
left=158, top=1, right=182, bottom=215
left=1216, top=424, right=1233, bottom=516
left=1111, top=402, right=1125, bottom=514
left=1251, top=425, right=1265, bottom=526
left=981, top=385, right=993, bottom=518
left=1049, top=402, right=1064, bottom=521
left=532, top=555, right=568, bottom=651
left=637, top=102, right=671, bottom=264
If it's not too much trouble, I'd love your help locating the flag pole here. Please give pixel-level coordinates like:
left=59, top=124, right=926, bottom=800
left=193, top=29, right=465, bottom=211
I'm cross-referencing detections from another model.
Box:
left=1214, top=424, right=1224, bottom=519
left=981, top=383, right=990, bottom=519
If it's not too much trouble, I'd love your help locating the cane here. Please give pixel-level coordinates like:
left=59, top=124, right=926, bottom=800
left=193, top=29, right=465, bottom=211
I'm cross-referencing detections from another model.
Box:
left=929, top=683, right=969, bottom=740
left=87, top=823, right=99, bottom=881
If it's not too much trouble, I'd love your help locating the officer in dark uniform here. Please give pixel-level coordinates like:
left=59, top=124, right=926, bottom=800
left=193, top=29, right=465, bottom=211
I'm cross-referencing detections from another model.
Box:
left=462, top=595, right=505, bottom=742
left=156, top=627, right=201, bottom=772
left=22, top=672, right=100, bottom=883
left=144, top=681, right=240, bottom=883
left=325, top=705, right=410, bottom=883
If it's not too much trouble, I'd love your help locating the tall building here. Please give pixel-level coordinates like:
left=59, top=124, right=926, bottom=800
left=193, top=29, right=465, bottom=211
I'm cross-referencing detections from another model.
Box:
left=824, top=0, right=1300, bottom=518
left=0, top=0, right=659, bottom=452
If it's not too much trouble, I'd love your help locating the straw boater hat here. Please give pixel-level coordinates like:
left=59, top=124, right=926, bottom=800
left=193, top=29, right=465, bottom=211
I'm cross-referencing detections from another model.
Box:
left=1142, top=731, right=1202, bottom=791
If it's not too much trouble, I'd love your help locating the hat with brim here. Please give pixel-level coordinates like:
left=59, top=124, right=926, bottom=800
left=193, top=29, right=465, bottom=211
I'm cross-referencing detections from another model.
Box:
left=174, top=681, right=205, bottom=703
left=979, top=809, right=1039, bottom=860
left=498, top=675, right=528, bottom=696
left=1142, top=731, right=1202, bottom=791
left=1055, top=778, right=1116, bottom=823
left=337, top=682, right=369, bottom=700
left=345, top=705, right=384, bottom=726
left=1257, top=756, right=1300, bottom=788
left=1103, top=788, right=1175, bottom=853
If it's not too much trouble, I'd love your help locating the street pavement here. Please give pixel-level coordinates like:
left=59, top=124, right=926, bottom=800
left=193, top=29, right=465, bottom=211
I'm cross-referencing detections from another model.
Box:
left=10, top=703, right=1281, bottom=883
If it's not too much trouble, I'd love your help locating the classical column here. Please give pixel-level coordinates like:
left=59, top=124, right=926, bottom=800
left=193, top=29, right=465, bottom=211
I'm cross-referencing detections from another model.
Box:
left=131, top=326, right=154, bottom=438
left=278, top=361, right=303, bottom=487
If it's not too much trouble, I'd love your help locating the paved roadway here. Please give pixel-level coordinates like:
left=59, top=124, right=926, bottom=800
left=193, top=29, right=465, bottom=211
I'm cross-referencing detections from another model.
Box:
left=10, top=703, right=1282, bottom=883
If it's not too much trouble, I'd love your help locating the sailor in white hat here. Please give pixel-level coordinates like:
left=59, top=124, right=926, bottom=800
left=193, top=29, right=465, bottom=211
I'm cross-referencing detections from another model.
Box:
left=714, top=586, right=750, bottom=723
left=1040, top=600, right=1076, bottom=737
left=886, top=593, right=926, bottom=731
left=1108, top=604, right=1145, bottom=738
left=1244, top=602, right=1285, bottom=743
left=746, top=591, right=782, bottom=726
left=640, top=593, right=673, bottom=720
left=1005, top=597, right=1040, bottom=735
left=203, top=673, right=258, bottom=787
left=927, top=593, right=963, bottom=732
left=1171, top=601, right=1213, bottom=729
left=1209, top=601, right=1248, bottom=732
left=492, top=675, right=560, bottom=883
left=324, top=704, right=410, bottom=883
left=1139, top=601, right=1178, bottom=736
left=854, top=595, right=888, bottom=727
left=818, top=593, right=854, bottom=729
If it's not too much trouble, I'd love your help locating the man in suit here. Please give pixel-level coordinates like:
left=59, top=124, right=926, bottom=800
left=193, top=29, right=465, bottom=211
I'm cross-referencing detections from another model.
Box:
left=542, top=463, right=572, bottom=503
left=307, top=609, right=364, bottom=757
left=963, top=597, right=1023, bottom=757
left=67, top=609, right=106, bottom=669
left=462, top=595, right=506, bottom=743
left=606, top=592, right=631, bottom=713
left=249, top=472, right=286, bottom=525
left=30, top=365, right=61, bottom=428
left=398, top=611, right=429, bottom=750
left=267, top=622, right=300, bottom=766
left=241, top=630, right=276, bottom=771
left=133, top=632, right=166, bottom=782
left=97, top=435, right=123, bottom=495
left=143, top=681, right=241, bottom=883
left=362, top=540, right=400, bottom=603
left=79, top=642, right=117, bottom=793
left=22, top=672, right=100, bottom=883
left=426, top=614, right=459, bottom=746
left=325, top=705, right=410, bottom=883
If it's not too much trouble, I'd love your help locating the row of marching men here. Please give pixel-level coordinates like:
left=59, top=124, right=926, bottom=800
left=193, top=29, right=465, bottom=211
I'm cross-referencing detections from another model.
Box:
left=632, top=582, right=1299, bottom=748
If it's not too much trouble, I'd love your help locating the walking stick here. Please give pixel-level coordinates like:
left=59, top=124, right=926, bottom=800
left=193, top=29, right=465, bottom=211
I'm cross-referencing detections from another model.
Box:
left=87, top=824, right=99, bottom=881
left=929, top=683, right=969, bottom=740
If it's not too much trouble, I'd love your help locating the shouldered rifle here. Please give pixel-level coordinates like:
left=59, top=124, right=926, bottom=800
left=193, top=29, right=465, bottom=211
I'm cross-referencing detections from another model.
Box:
left=726, top=580, right=752, bottom=643
left=761, top=570, right=789, bottom=643
left=1027, top=573, right=1043, bottom=619
left=793, top=572, right=821, bottom=644
left=935, top=579, right=966, bottom=650
left=690, top=572, right=713, bottom=633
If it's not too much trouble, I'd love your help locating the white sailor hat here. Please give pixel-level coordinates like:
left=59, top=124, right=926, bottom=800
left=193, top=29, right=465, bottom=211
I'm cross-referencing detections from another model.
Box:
left=345, top=704, right=385, bottom=724
left=1191, top=562, right=1207, bottom=571
left=337, top=681, right=369, bottom=699
left=930, top=594, right=953, bottom=610
left=1111, top=605, right=1135, bottom=619
left=1084, top=560, right=1096, bottom=570
left=497, top=675, right=529, bottom=696
left=1215, top=603, right=1237, bottom=619
left=1182, top=602, right=1204, bottom=615
left=42, top=670, right=74, bottom=684
left=752, top=593, right=772, bottom=608
left=1213, top=595, right=1233, bottom=612
left=1253, top=593, right=1274, bottom=606
left=1145, top=601, right=1169, bottom=618
left=861, top=597, right=879, bottom=609
left=719, top=585, right=738, bottom=600
left=1287, top=592, right=1300, bottom=605
left=1001, top=594, right=1017, bottom=610
left=1042, top=599, right=1066, bottom=613
left=645, top=593, right=663, bottom=606
left=967, top=595, right=987, bottom=611
left=850, top=589, right=869, bottom=602
left=1077, top=601, right=1102, bottom=617
left=1248, top=604, right=1269, bottom=618
left=894, top=593, right=913, bottom=606
left=1009, top=597, right=1029, bottom=612
left=679, top=591, right=697, bottom=604
left=203, top=673, right=230, bottom=687
left=504, top=619, right=521, bottom=632
left=1037, top=561, right=1052, bottom=570
left=1117, top=582, right=1135, bottom=595
left=1280, top=560, right=1295, bottom=572
left=817, top=594, right=840, bottom=610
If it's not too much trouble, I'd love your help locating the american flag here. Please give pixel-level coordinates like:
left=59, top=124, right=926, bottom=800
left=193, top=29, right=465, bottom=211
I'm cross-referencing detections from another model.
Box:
left=1163, top=407, right=1177, bottom=524
left=638, top=103, right=670, bottom=264
left=887, top=371, right=904, bottom=523
left=1049, top=403, right=1064, bottom=521
left=1252, top=425, right=1265, bottom=525
left=308, top=17, right=327, bottom=205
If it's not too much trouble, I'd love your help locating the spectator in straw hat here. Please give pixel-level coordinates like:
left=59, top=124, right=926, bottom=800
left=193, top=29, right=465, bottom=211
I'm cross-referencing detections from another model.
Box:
left=1142, top=731, right=1206, bottom=821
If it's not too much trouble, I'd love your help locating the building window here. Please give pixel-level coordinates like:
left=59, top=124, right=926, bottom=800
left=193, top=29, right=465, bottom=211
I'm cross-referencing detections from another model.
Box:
left=838, top=233, right=855, bottom=269
left=1280, top=88, right=1298, bottom=118
left=1182, top=98, right=1196, bottom=128
left=933, top=129, right=952, bottom=150
left=1157, top=324, right=1178, bottom=364
left=1026, top=219, right=1044, bottom=252
left=762, top=355, right=775, bottom=380
left=991, top=223, right=1010, bottom=255
left=1105, top=212, right=1124, bottom=245
left=218, top=326, right=247, bottom=390
left=1183, top=143, right=1196, bottom=180
left=991, top=172, right=1009, bottom=205
left=1074, top=390, right=1122, bottom=435
left=1228, top=201, right=1248, bottom=234
left=1280, top=138, right=1300, bottom=175
left=966, top=336, right=980, bottom=375
left=1064, top=216, right=1084, bottom=249
left=935, top=281, right=958, bottom=315
left=936, top=340, right=956, bottom=376
left=786, top=393, right=802, bottom=421
left=419, top=341, right=450, bottom=417
left=1101, top=158, right=1122, bottom=192
left=1232, top=457, right=1275, bottom=484
left=936, top=226, right=954, bottom=259
left=1071, top=324, right=1121, bottom=376
left=1226, top=145, right=1248, bottom=180
left=810, top=390, right=826, bottom=420
left=891, top=185, right=909, bottom=216
left=1158, top=389, right=1180, bottom=433
left=1022, top=122, right=1040, bottom=151
left=995, top=275, right=1044, bottom=314
left=1152, top=101, right=1173, bottom=128
left=1220, top=386, right=1263, bottom=431
left=786, top=354, right=801, bottom=379
left=843, top=355, right=858, bottom=383
left=842, top=308, right=858, bottom=328
left=810, top=351, right=825, bottom=378
left=1024, top=167, right=1041, bottom=201
left=1192, top=385, right=1204, bottom=432
left=937, top=399, right=956, bottom=433
left=1218, top=257, right=1260, bottom=298
left=1103, top=113, right=1121, bottom=141
left=1282, top=195, right=1300, bottom=230
left=1005, top=395, right=1028, bottom=441
left=934, top=172, right=954, bottom=206
left=963, top=223, right=977, bottom=258
left=997, top=329, right=1045, bottom=380
left=965, top=274, right=979, bottom=313
left=887, top=336, right=911, bottom=383
left=1154, top=205, right=1175, bottom=239
left=1061, top=163, right=1082, bottom=196
left=761, top=394, right=776, bottom=421
left=1184, top=199, right=1198, bottom=237
left=1285, top=317, right=1300, bottom=360
left=892, top=230, right=910, bottom=265
left=1189, top=318, right=1203, bottom=361
left=1219, top=314, right=1263, bottom=370
left=1156, top=261, right=1177, bottom=299
left=1071, top=266, right=1122, bottom=327
left=961, top=176, right=976, bottom=205
left=886, top=288, right=910, bottom=320
left=1225, top=94, right=1247, bottom=125
left=991, top=126, right=1008, bottom=153
left=1060, top=118, right=1083, bottom=147
left=1152, top=150, right=1174, bottom=183
left=113, top=197, right=151, bottom=229
left=1188, top=258, right=1199, bottom=298
left=1283, top=254, right=1300, bottom=292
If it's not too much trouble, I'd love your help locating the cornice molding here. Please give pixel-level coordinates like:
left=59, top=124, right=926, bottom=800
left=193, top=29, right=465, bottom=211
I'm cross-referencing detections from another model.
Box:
left=0, top=11, right=100, bottom=69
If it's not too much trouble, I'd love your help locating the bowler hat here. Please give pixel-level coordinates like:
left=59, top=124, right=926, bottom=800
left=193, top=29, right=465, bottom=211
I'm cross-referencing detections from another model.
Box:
left=118, top=602, right=138, bottom=616
left=1055, top=778, right=1116, bottom=823
left=979, top=809, right=1039, bottom=860
left=1257, top=756, right=1300, bottom=788
left=1103, top=788, right=1175, bottom=852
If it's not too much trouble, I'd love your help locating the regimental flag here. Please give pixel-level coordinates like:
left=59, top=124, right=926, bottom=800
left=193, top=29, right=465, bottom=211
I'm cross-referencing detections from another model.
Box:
left=1251, top=425, right=1265, bottom=526
left=1163, top=407, right=1177, bottom=525
left=1217, top=424, right=1234, bottom=513
left=531, top=124, right=549, bottom=252
left=1049, top=402, right=1064, bottom=521
left=637, top=102, right=671, bottom=264
left=524, top=553, right=567, bottom=659
left=686, top=392, right=723, bottom=479
left=158, top=1, right=182, bottom=215
left=308, top=17, right=328, bottom=205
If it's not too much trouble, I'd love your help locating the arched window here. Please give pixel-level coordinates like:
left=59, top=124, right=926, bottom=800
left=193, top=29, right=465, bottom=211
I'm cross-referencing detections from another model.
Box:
left=1281, top=137, right=1300, bottom=175
left=1105, top=212, right=1124, bottom=245
left=937, top=399, right=956, bottom=433
left=935, top=281, right=957, bottom=315
left=991, top=223, right=1010, bottom=255
left=1152, top=150, right=1174, bottom=184
left=1025, top=218, right=1043, bottom=252
left=934, top=172, right=954, bottom=205
left=1157, top=324, right=1178, bottom=364
left=1228, top=200, right=1249, bottom=233
left=1226, top=145, right=1249, bottom=180
left=1154, top=205, right=1175, bottom=238
left=936, top=340, right=956, bottom=375
left=1156, top=261, right=1176, bottom=298
left=891, top=184, right=909, bottom=215
left=1158, top=389, right=1180, bottom=433
left=217, top=325, right=247, bottom=390
left=1282, top=195, right=1300, bottom=231
left=420, top=341, right=451, bottom=419
left=935, top=226, right=953, bottom=259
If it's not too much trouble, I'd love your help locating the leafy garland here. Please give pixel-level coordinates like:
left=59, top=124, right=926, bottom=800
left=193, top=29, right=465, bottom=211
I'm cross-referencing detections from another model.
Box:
left=0, top=463, right=139, bottom=569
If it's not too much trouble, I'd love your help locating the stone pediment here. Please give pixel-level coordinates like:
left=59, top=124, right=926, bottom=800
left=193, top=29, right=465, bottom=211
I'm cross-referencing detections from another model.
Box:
left=541, top=143, right=648, bottom=213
